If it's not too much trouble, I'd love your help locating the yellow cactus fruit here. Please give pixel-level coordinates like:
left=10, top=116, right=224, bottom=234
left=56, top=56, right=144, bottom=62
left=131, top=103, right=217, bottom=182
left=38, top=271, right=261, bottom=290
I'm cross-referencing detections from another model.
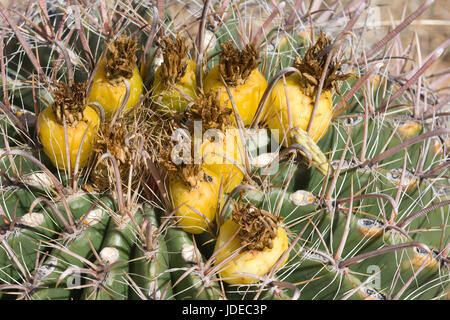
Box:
left=89, top=35, right=143, bottom=119
left=38, top=82, right=100, bottom=171
left=407, top=247, right=440, bottom=270
left=213, top=203, right=289, bottom=285
left=186, top=92, right=245, bottom=193
left=396, top=120, right=422, bottom=140
left=151, top=36, right=197, bottom=113
left=204, top=41, right=267, bottom=126
left=168, top=167, right=221, bottom=234
left=267, top=76, right=333, bottom=144
left=265, top=32, right=353, bottom=145
left=201, top=129, right=244, bottom=194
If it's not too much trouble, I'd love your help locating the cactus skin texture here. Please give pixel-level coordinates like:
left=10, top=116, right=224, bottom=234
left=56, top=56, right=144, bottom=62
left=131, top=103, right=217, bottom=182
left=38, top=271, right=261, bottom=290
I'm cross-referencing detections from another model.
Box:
left=0, top=0, right=448, bottom=301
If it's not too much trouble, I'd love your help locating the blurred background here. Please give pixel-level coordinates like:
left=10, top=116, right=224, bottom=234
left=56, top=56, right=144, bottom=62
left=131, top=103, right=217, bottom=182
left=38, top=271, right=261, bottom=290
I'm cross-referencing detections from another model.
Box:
left=1, top=0, right=449, bottom=89
left=165, top=0, right=450, bottom=90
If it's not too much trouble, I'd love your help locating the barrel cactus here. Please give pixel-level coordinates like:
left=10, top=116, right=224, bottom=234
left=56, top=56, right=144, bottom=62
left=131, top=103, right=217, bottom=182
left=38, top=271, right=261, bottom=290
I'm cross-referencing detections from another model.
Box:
left=0, top=0, right=448, bottom=301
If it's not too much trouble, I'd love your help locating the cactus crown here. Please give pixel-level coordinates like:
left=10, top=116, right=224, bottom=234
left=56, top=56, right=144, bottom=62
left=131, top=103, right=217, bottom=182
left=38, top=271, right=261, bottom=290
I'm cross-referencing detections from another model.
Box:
left=0, top=0, right=448, bottom=302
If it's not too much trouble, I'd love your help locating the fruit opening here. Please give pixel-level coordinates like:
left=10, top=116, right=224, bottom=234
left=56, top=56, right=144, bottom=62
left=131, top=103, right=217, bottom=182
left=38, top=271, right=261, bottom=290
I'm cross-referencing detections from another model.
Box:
left=104, top=35, right=138, bottom=85
left=232, top=199, right=283, bottom=251
left=51, top=81, right=87, bottom=126
left=293, top=32, right=353, bottom=97
left=186, top=91, right=232, bottom=133
left=219, top=41, right=260, bottom=87
left=158, top=35, right=189, bottom=87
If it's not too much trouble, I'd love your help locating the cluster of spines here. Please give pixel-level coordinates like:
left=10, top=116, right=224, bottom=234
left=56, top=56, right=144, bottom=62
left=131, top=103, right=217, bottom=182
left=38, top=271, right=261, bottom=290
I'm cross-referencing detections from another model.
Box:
left=0, top=0, right=448, bottom=300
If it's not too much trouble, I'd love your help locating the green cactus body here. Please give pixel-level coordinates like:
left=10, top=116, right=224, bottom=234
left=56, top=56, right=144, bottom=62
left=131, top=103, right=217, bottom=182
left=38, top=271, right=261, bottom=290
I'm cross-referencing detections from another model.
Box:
left=129, top=206, right=173, bottom=300
left=165, top=226, right=222, bottom=300
left=28, top=196, right=114, bottom=299
left=0, top=187, right=44, bottom=219
left=0, top=210, right=57, bottom=284
left=0, top=0, right=448, bottom=301
left=82, top=206, right=143, bottom=300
